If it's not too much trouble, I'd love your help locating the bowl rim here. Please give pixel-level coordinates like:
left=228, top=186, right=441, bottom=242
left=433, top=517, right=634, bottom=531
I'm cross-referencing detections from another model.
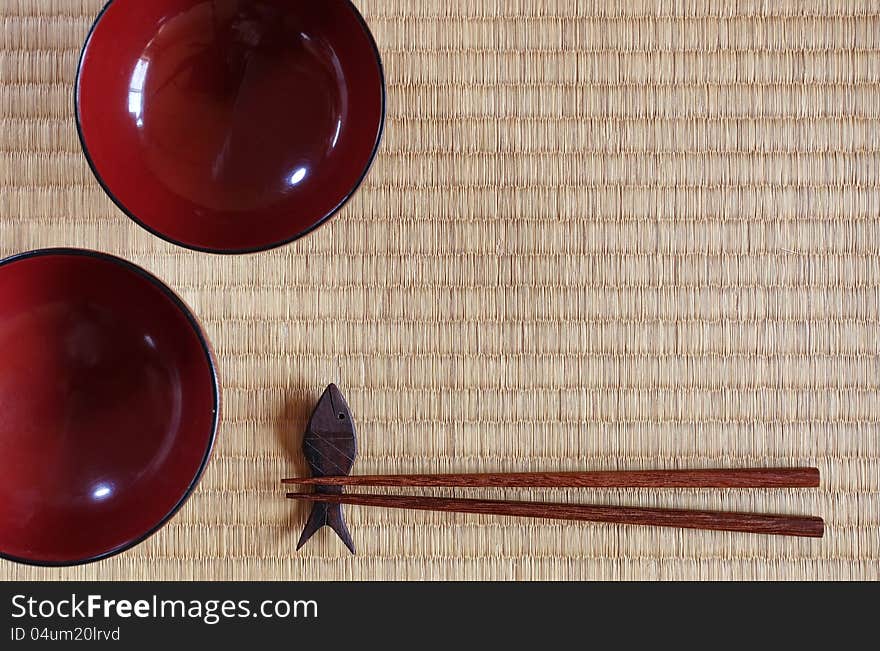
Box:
left=74, top=0, right=387, bottom=256
left=0, top=247, right=221, bottom=567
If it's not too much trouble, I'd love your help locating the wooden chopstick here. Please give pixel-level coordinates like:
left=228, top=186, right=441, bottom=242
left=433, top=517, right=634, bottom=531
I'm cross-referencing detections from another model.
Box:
left=283, top=467, right=820, bottom=489
left=287, top=492, right=825, bottom=538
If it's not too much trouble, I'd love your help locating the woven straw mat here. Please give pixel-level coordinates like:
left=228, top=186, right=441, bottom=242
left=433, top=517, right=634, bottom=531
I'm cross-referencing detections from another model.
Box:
left=1, top=0, right=879, bottom=580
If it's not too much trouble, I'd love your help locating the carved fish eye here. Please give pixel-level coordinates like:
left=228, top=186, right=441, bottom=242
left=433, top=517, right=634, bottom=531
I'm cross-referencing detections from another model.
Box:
left=338, top=413, right=346, bottom=420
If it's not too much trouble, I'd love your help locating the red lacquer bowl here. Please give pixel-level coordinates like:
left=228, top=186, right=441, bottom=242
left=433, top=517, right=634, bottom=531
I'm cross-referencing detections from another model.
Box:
left=0, top=250, right=219, bottom=566
left=76, top=0, right=386, bottom=254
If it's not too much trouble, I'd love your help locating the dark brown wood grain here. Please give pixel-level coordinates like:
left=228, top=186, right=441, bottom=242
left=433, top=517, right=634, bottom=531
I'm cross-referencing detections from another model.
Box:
left=296, top=384, right=358, bottom=553
left=283, top=467, right=821, bottom=489
left=287, top=492, right=825, bottom=538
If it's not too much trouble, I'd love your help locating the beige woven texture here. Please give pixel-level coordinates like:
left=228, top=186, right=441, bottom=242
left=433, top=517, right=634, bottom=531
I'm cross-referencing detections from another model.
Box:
left=1, top=0, right=879, bottom=580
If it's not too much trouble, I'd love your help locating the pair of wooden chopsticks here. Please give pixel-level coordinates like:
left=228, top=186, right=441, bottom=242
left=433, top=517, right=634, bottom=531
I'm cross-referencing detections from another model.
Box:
left=285, top=468, right=825, bottom=537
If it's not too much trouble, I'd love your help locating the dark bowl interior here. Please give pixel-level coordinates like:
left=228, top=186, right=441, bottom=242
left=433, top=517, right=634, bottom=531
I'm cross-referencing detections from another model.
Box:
left=0, top=250, right=218, bottom=565
left=76, top=0, right=385, bottom=253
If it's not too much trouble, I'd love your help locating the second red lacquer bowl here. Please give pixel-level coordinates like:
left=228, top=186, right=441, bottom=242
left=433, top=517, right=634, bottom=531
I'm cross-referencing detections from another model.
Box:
left=76, top=0, right=386, bottom=253
left=0, top=250, right=219, bottom=565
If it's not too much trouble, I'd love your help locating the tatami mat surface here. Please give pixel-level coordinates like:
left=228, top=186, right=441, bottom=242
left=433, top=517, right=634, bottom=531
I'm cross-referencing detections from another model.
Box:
left=1, top=0, right=878, bottom=580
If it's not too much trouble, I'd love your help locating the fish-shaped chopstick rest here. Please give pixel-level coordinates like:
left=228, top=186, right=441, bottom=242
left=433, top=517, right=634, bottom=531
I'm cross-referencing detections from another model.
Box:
left=295, top=384, right=357, bottom=553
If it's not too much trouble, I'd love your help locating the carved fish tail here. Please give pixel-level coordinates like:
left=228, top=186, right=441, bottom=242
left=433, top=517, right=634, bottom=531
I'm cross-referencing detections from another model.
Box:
left=296, top=487, right=356, bottom=554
